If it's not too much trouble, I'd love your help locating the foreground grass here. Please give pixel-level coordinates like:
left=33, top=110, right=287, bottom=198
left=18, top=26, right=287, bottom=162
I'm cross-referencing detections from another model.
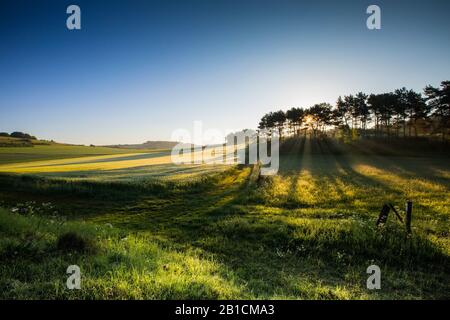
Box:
left=0, top=138, right=449, bottom=299
left=0, top=208, right=245, bottom=299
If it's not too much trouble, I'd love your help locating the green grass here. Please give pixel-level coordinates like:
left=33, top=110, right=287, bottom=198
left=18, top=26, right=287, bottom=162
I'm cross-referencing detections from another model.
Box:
left=0, top=143, right=150, bottom=165
left=0, top=144, right=230, bottom=182
left=0, top=138, right=449, bottom=299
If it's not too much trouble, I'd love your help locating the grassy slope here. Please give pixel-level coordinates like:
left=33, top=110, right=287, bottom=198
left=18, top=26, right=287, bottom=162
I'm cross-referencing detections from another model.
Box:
left=0, top=138, right=449, bottom=299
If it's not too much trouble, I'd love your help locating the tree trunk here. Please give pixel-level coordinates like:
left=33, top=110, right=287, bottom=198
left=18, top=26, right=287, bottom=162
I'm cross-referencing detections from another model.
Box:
left=403, top=117, right=406, bottom=137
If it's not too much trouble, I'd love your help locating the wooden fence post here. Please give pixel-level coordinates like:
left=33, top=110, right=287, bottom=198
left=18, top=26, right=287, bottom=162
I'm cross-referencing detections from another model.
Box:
left=376, top=204, right=390, bottom=226
left=405, top=200, right=413, bottom=234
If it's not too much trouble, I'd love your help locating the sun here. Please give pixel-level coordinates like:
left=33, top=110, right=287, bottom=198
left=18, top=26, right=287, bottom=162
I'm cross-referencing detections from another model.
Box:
left=303, top=114, right=315, bottom=125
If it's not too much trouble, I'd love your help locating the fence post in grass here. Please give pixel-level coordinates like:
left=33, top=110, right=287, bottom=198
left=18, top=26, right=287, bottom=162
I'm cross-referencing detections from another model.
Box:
left=405, top=200, right=413, bottom=234
left=202, top=145, right=206, bottom=164
left=376, top=204, right=390, bottom=226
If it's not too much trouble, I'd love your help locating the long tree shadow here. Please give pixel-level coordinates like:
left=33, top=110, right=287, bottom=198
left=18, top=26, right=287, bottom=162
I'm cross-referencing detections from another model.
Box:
left=270, top=138, right=405, bottom=212
left=151, top=176, right=449, bottom=298
left=80, top=153, right=449, bottom=298
left=2, top=150, right=449, bottom=299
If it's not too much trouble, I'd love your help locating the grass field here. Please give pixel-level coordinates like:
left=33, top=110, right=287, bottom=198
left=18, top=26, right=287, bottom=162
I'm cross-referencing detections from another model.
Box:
left=0, top=139, right=449, bottom=299
left=0, top=144, right=230, bottom=182
left=0, top=142, right=149, bottom=165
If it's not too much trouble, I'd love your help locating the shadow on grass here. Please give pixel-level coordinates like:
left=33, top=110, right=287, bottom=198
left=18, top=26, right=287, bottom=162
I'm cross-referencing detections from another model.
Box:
left=1, top=146, right=449, bottom=299
left=83, top=161, right=449, bottom=298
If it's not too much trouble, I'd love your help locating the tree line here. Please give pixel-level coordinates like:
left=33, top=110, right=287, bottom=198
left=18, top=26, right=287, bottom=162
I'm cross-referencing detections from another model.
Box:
left=0, top=132, right=37, bottom=140
left=258, top=80, right=450, bottom=141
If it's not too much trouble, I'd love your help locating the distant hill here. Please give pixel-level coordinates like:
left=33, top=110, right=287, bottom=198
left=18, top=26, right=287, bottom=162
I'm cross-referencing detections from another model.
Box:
left=0, top=134, right=182, bottom=150
left=0, top=132, right=53, bottom=147
left=0, top=137, right=55, bottom=147
left=105, top=141, right=179, bottom=150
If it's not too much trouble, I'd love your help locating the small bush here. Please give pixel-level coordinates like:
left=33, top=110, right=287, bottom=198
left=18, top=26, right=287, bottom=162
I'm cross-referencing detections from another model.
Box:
left=57, top=232, right=94, bottom=253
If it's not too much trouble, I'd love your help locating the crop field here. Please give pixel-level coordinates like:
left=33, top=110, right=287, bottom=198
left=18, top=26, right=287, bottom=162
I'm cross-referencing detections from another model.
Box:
left=0, top=143, right=148, bottom=164
left=0, top=139, right=449, bottom=299
left=0, top=144, right=230, bottom=182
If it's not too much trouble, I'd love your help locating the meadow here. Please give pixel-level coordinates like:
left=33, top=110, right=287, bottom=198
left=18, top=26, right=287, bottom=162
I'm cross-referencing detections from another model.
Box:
left=0, top=143, right=229, bottom=182
left=0, top=138, right=449, bottom=299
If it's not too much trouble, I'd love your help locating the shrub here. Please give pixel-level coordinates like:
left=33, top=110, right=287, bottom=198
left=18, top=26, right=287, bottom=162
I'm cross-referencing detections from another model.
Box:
left=10, top=131, right=36, bottom=139
left=57, top=232, right=94, bottom=253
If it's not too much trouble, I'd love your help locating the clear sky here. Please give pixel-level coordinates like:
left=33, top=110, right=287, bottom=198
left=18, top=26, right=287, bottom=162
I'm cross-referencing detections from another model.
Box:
left=1, top=0, right=449, bottom=145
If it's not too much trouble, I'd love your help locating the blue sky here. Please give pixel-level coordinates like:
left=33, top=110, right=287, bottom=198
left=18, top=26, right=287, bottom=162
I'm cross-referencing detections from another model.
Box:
left=1, top=0, right=449, bottom=145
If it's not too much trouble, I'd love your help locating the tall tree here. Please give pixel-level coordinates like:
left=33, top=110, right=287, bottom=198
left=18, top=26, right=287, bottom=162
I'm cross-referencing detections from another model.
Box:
left=367, top=94, right=383, bottom=135
left=307, top=103, right=333, bottom=135
left=354, top=92, right=369, bottom=133
left=272, top=110, right=287, bottom=138
left=286, top=107, right=305, bottom=136
left=424, top=81, right=450, bottom=140
left=258, top=112, right=276, bottom=136
left=394, top=88, right=409, bottom=137
left=406, top=89, right=428, bottom=137
left=381, top=93, right=397, bottom=137
left=336, top=96, right=351, bottom=128
left=344, top=95, right=356, bottom=129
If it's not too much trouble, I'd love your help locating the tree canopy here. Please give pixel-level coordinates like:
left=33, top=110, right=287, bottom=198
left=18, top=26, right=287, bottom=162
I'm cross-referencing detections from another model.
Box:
left=258, top=80, right=449, bottom=140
